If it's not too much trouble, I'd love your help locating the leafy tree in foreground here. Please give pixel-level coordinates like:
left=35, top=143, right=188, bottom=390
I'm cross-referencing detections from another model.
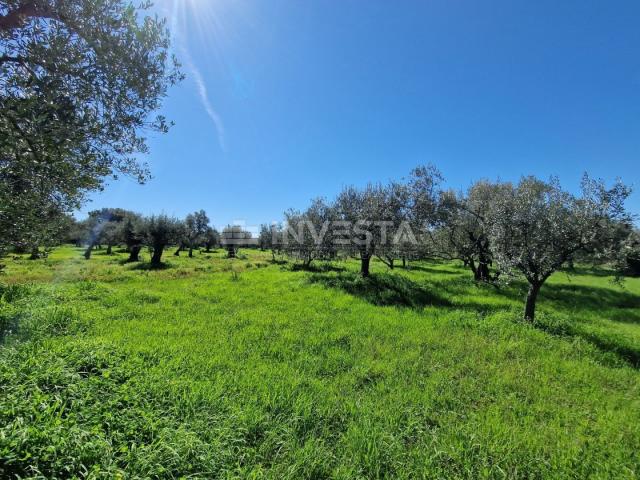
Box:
left=145, top=215, right=181, bottom=267
left=488, top=175, right=632, bottom=321
left=0, top=0, right=182, bottom=258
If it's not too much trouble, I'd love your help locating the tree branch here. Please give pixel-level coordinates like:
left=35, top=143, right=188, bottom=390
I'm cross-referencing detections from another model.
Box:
left=0, top=2, right=64, bottom=32
left=0, top=2, right=38, bottom=31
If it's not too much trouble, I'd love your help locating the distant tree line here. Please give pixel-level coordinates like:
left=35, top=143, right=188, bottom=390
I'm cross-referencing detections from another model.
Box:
left=61, top=209, right=257, bottom=268
left=61, top=211, right=257, bottom=264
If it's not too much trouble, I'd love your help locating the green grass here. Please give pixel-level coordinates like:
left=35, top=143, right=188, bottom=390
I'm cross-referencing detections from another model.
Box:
left=1, top=246, right=639, bottom=479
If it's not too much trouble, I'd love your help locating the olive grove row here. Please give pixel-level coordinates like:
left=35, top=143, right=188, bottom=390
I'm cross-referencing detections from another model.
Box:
left=41, top=164, right=639, bottom=322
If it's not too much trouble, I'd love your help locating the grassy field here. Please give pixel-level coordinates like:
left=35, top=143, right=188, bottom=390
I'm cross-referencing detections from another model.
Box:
left=1, top=246, right=639, bottom=479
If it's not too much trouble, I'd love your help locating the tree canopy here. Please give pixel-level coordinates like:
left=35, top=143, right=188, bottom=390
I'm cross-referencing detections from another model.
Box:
left=0, top=0, right=182, bottom=254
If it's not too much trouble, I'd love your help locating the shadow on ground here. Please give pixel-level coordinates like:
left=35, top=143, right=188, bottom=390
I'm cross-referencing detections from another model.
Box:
left=402, top=264, right=465, bottom=276
left=541, top=283, right=640, bottom=314
left=310, top=266, right=640, bottom=368
left=533, top=316, right=640, bottom=368
left=291, top=263, right=347, bottom=273
left=308, top=271, right=451, bottom=309
left=129, top=262, right=172, bottom=271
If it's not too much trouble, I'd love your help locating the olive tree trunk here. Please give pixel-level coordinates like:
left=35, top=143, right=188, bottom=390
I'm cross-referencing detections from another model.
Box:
left=151, top=245, right=165, bottom=266
left=524, top=282, right=542, bottom=321
left=128, top=245, right=142, bottom=262
left=360, top=251, right=372, bottom=277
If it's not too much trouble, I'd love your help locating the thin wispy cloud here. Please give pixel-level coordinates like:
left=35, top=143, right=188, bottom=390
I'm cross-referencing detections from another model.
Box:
left=183, top=49, right=227, bottom=152
left=167, top=1, right=227, bottom=152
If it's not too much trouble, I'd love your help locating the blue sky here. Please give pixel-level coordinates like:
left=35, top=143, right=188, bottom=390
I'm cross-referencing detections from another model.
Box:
left=82, top=0, right=640, bottom=229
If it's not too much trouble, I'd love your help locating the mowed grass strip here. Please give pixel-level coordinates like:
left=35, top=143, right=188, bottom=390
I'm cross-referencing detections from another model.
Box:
left=1, top=247, right=639, bottom=479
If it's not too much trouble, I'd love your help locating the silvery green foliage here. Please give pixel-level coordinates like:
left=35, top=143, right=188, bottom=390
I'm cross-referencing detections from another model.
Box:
left=374, top=181, right=413, bottom=268
left=203, top=226, right=221, bottom=252
left=0, top=0, right=182, bottom=254
left=283, top=198, right=336, bottom=266
left=282, top=165, right=443, bottom=274
left=486, top=175, right=632, bottom=320
left=614, top=228, right=640, bottom=277
left=258, top=224, right=273, bottom=251
left=144, top=215, right=182, bottom=265
left=406, top=164, right=443, bottom=232
left=119, top=213, right=145, bottom=261
left=434, top=181, right=509, bottom=281
left=489, top=175, right=632, bottom=285
left=184, top=210, right=210, bottom=254
left=334, top=183, right=386, bottom=255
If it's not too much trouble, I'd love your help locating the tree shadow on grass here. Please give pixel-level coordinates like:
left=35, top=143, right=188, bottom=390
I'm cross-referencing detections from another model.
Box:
left=118, top=258, right=140, bottom=266
left=129, top=262, right=172, bottom=271
left=608, top=309, right=640, bottom=324
left=291, top=263, right=347, bottom=273
left=402, top=264, right=466, bottom=276
left=482, top=281, right=640, bottom=368
left=467, top=278, right=640, bottom=322
left=308, top=272, right=451, bottom=309
left=396, top=263, right=472, bottom=275
left=533, top=316, right=640, bottom=368
left=562, top=266, right=617, bottom=278
left=543, top=283, right=640, bottom=312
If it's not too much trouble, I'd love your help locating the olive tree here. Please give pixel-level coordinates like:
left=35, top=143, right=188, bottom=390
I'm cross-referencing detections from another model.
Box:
left=145, top=215, right=181, bottom=267
left=435, top=181, right=508, bottom=282
left=260, top=223, right=284, bottom=261
left=283, top=198, right=335, bottom=267
left=0, top=0, right=182, bottom=258
left=403, top=165, right=444, bottom=264
left=81, top=208, right=129, bottom=259
left=334, top=184, right=385, bottom=277
left=101, top=222, right=120, bottom=255
left=175, top=211, right=209, bottom=257
left=120, top=213, right=145, bottom=262
left=374, top=181, right=412, bottom=270
left=488, top=175, right=632, bottom=321
left=622, top=229, right=640, bottom=276
left=185, top=210, right=210, bottom=257
left=331, top=166, right=442, bottom=277
left=258, top=224, right=272, bottom=252
left=203, top=226, right=220, bottom=253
